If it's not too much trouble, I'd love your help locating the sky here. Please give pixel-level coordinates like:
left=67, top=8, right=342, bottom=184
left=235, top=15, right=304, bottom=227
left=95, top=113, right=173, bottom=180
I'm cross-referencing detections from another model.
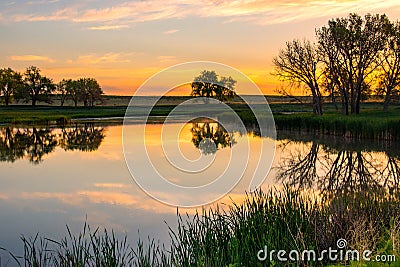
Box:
left=1, top=0, right=400, bottom=95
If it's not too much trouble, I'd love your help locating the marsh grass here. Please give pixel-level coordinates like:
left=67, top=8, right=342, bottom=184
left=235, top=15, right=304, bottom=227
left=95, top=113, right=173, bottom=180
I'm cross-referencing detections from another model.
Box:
left=1, top=186, right=399, bottom=266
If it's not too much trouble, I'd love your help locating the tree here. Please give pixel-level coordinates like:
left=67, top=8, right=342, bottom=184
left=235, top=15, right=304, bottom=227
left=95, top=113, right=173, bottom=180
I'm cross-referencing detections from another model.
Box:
left=15, top=66, right=55, bottom=107
left=273, top=39, right=324, bottom=116
left=77, top=78, right=103, bottom=107
left=377, top=20, right=400, bottom=111
left=0, top=68, right=23, bottom=106
left=66, top=79, right=82, bottom=107
left=191, top=70, right=236, bottom=102
left=317, top=13, right=389, bottom=114
left=56, top=79, right=73, bottom=107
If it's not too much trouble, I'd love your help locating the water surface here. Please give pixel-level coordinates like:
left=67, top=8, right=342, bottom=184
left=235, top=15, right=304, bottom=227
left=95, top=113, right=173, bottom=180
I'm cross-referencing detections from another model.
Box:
left=0, top=120, right=398, bottom=258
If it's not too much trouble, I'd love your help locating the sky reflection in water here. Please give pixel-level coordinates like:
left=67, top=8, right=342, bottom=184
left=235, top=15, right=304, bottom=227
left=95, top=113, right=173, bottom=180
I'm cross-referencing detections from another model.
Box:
left=0, top=121, right=398, bottom=256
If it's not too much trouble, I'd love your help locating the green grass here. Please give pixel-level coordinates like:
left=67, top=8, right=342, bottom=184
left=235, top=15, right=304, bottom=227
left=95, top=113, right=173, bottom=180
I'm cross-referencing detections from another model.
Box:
left=273, top=108, right=400, bottom=141
left=1, top=186, right=399, bottom=266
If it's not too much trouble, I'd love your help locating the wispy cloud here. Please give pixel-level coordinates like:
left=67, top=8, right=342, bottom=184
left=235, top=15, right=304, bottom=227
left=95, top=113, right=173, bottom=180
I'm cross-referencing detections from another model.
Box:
left=163, top=29, right=179, bottom=34
left=67, top=52, right=134, bottom=65
left=94, top=183, right=127, bottom=188
left=3, top=0, right=400, bottom=26
left=158, top=55, right=177, bottom=63
left=86, top=24, right=129, bottom=31
left=9, top=54, right=55, bottom=62
left=12, top=8, right=75, bottom=22
left=19, top=190, right=176, bottom=214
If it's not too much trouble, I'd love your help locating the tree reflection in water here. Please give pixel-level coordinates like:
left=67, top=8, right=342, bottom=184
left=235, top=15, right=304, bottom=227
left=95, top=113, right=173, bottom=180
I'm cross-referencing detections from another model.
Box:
left=59, top=124, right=105, bottom=152
left=191, top=122, right=236, bottom=155
left=0, top=124, right=105, bottom=164
left=276, top=139, right=400, bottom=198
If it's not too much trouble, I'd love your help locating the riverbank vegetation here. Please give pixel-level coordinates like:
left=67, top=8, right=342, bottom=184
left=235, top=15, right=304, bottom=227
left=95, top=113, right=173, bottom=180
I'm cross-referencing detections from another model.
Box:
left=1, top=186, right=399, bottom=266
left=0, top=101, right=399, bottom=141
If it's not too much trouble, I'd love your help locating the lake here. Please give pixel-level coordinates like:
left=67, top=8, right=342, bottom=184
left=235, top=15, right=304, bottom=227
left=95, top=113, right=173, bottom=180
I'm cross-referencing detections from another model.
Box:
left=0, top=119, right=399, bottom=260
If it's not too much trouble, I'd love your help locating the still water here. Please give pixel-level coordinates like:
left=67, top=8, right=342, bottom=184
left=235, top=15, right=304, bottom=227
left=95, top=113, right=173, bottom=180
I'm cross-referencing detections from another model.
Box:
left=0, top=120, right=398, bottom=257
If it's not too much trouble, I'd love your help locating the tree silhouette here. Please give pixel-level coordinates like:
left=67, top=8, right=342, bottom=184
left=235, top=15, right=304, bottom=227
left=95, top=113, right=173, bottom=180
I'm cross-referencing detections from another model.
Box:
left=15, top=66, right=55, bottom=107
left=273, top=40, right=324, bottom=116
left=0, top=68, right=23, bottom=106
left=191, top=70, right=236, bottom=102
left=317, top=14, right=389, bottom=114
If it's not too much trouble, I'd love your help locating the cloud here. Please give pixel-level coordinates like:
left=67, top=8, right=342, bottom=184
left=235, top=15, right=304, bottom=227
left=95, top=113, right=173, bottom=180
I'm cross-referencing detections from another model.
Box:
left=67, top=52, right=133, bottom=65
left=3, top=0, right=399, bottom=26
left=157, top=55, right=177, bottom=63
left=9, top=54, right=55, bottom=62
left=18, top=189, right=177, bottom=214
left=12, top=8, right=75, bottom=22
left=163, top=29, right=179, bottom=34
left=94, top=183, right=127, bottom=188
left=86, top=24, right=129, bottom=31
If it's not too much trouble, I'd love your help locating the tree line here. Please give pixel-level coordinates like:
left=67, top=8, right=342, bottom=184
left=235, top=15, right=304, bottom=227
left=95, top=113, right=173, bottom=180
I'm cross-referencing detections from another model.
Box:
left=0, top=66, right=103, bottom=107
left=273, top=13, right=400, bottom=115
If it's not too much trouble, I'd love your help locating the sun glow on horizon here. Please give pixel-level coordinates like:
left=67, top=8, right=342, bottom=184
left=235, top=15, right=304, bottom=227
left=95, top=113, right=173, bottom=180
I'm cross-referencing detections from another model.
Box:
left=0, top=1, right=399, bottom=96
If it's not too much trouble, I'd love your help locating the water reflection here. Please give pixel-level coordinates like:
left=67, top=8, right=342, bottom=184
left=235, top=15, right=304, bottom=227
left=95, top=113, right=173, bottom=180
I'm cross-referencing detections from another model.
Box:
left=190, top=122, right=236, bottom=155
left=59, top=124, right=105, bottom=152
left=0, top=124, right=105, bottom=164
left=276, top=138, right=400, bottom=198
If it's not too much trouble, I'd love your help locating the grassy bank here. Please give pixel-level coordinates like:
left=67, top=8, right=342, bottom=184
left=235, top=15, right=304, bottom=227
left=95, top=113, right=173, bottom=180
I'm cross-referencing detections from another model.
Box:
left=0, top=101, right=400, bottom=141
left=273, top=109, right=400, bottom=141
left=1, top=187, right=399, bottom=266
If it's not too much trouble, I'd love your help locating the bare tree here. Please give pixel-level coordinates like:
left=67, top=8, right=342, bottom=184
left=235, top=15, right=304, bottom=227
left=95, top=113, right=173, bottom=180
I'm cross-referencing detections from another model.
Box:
left=378, top=20, right=400, bottom=111
left=273, top=39, right=324, bottom=116
left=317, top=13, right=389, bottom=114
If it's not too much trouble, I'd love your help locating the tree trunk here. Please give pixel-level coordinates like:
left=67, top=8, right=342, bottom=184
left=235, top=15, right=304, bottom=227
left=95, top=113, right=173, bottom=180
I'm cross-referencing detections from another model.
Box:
left=383, top=87, right=391, bottom=111
left=32, top=98, right=36, bottom=107
left=342, top=90, right=349, bottom=115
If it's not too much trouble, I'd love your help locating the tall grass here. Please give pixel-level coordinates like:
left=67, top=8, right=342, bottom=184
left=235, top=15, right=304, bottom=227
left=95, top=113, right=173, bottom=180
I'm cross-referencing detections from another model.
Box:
left=273, top=111, right=400, bottom=141
left=1, top=186, right=399, bottom=266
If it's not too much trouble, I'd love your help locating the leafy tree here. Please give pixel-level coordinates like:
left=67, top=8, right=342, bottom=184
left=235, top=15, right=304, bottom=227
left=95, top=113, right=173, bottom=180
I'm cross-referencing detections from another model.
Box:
left=15, top=66, right=55, bottom=107
left=273, top=40, right=324, bottom=116
left=0, top=68, right=23, bottom=106
left=66, top=79, right=82, bottom=107
left=317, top=13, right=389, bottom=114
left=77, top=78, right=103, bottom=107
left=56, top=79, right=73, bottom=107
left=191, top=70, right=236, bottom=102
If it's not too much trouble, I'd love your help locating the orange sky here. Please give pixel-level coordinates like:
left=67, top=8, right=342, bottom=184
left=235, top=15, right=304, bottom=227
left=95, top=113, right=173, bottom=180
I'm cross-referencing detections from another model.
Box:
left=1, top=0, right=400, bottom=95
